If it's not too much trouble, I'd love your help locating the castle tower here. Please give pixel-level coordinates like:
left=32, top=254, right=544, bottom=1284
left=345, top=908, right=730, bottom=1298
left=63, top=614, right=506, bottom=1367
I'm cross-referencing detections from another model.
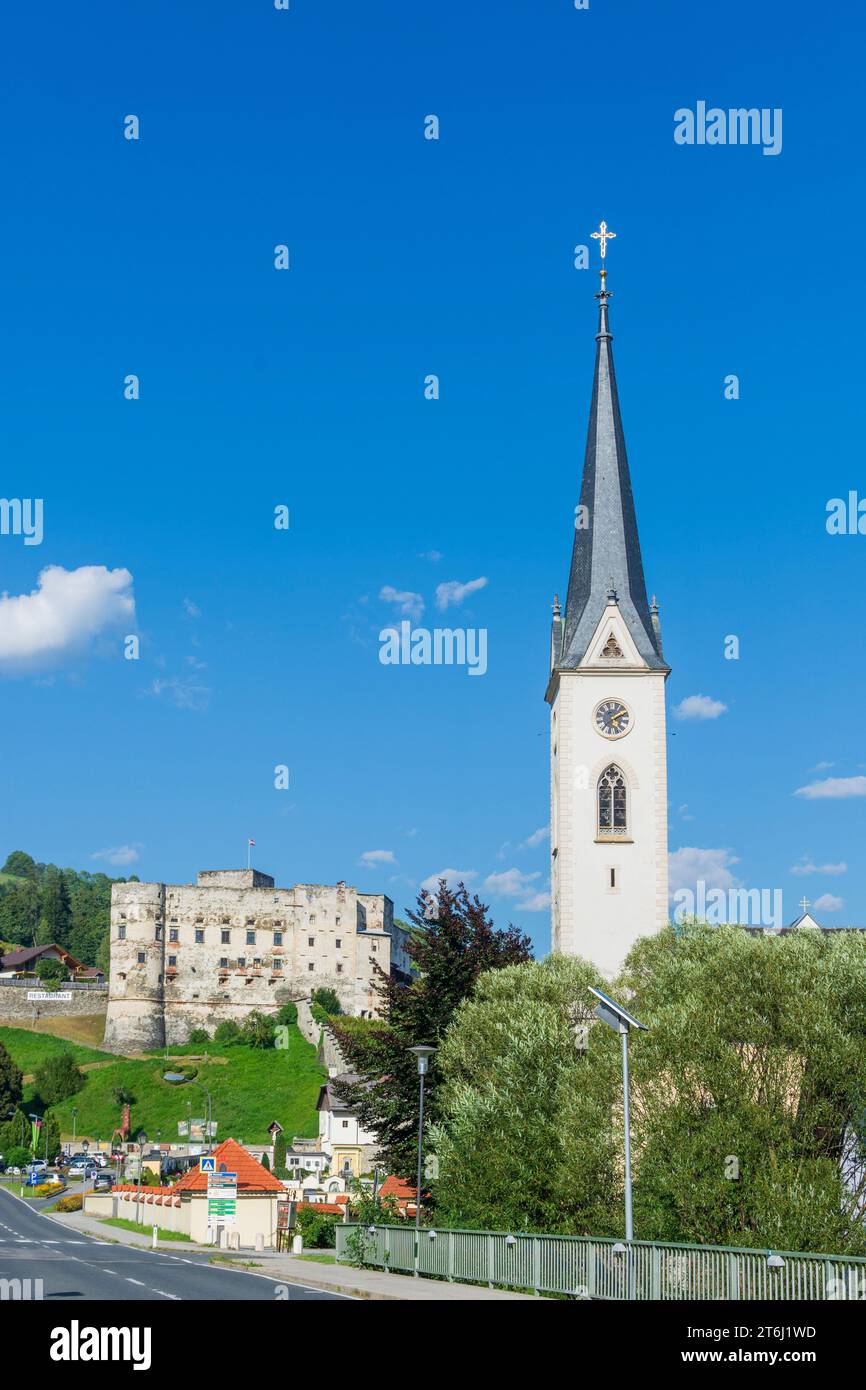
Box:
left=546, top=229, right=670, bottom=976
left=103, top=882, right=166, bottom=1050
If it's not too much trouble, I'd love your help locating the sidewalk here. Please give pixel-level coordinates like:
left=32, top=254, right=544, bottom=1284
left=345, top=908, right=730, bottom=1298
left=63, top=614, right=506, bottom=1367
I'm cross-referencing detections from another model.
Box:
left=44, top=1208, right=537, bottom=1300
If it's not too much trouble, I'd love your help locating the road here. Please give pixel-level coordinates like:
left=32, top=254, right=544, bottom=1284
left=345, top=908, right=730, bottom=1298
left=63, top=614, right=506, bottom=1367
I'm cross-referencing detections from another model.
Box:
left=0, top=1185, right=350, bottom=1301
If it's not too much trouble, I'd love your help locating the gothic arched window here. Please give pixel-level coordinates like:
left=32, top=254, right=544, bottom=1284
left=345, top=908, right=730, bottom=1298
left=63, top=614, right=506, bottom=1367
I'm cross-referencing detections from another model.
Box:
left=598, top=764, right=627, bottom=835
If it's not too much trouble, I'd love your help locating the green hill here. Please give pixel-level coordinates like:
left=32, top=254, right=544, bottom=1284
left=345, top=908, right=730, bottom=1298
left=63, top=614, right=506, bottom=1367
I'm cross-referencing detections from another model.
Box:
left=0, top=1024, right=325, bottom=1144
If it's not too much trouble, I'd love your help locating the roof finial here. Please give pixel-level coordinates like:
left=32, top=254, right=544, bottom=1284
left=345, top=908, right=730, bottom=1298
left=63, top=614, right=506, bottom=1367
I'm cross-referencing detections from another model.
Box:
left=607, top=577, right=618, bottom=604
left=591, top=219, right=616, bottom=303
left=552, top=593, right=561, bottom=617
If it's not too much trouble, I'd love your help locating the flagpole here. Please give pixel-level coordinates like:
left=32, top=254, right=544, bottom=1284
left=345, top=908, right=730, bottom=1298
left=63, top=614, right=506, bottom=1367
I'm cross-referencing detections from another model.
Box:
left=247, top=839, right=251, bottom=871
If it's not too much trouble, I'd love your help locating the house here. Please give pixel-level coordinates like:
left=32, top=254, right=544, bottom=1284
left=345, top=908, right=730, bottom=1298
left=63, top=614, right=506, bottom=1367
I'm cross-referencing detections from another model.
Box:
left=317, top=1074, right=380, bottom=1178
left=0, top=943, right=102, bottom=980
left=86, top=1138, right=287, bottom=1248
left=378, top=1175, right=418, bottom=1219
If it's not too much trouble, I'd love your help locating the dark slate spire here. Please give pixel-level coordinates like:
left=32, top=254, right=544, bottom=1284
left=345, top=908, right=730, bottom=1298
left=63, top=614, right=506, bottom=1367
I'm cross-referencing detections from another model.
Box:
left=559, top=268, right=666, bottom=670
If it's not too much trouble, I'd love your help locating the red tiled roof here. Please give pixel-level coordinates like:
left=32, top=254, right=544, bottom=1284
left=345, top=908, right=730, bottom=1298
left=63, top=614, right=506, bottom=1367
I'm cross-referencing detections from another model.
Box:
left=298, top=1201, right=346, bottom=1215
left=379, top=1175, right=417, bottom=1201
left=173, top=1139, right=284, bottom=1194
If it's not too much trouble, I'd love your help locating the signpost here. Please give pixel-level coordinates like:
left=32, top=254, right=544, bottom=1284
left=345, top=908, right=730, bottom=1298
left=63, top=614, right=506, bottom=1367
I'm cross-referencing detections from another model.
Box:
left=207, top=1170, right=237, bottom=1225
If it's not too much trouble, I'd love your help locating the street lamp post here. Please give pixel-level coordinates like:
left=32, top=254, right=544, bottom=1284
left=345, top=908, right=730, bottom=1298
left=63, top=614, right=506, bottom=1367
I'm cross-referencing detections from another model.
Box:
left=134, top=1131, right=148, bottom=1225
left=408, top=1045, right=436, bottom=1272
left=71, top=1108, right=78, bottom=1148
left=588, top=986, right=648, bottom=1299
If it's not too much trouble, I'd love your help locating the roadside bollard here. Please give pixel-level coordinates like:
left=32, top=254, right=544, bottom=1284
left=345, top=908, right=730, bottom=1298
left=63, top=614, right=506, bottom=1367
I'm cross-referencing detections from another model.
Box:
left=152, top=1225, right=158, bottom=1248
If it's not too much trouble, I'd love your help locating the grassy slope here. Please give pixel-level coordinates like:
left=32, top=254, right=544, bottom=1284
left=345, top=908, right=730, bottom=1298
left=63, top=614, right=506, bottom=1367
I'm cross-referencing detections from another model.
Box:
left=1, top=1024, right=325, bottom=1144
left=0, top=1025, right=110, bottom=1070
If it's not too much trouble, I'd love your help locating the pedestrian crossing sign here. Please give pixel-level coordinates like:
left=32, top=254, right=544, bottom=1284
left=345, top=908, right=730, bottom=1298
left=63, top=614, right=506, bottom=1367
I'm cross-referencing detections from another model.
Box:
left=200, top=1156, right=216, bottom=1173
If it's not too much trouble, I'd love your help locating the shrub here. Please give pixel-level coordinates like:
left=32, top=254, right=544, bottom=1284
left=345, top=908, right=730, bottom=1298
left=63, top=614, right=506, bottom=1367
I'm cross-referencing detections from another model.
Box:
left=187, top=1028, right=210, bottom=1044
left=260, top=1152, right=270, bottom=1171
left=53, top=1194, right=83, bottom=1213
left=276, top=1002, right=298, bottom=1026
left=214, top=1020, right=241, bottom=1045
left=296, top=1206, right=339, bottom=1249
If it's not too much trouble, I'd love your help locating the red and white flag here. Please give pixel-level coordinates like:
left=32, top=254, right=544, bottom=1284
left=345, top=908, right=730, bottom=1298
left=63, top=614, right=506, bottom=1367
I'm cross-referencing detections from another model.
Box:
left=248, top=838, right=255, bottom=846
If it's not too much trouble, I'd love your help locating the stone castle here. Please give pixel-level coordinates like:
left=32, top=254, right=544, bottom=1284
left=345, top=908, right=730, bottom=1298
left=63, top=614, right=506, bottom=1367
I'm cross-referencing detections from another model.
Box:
left=103, top=867, right=411, bottom=1050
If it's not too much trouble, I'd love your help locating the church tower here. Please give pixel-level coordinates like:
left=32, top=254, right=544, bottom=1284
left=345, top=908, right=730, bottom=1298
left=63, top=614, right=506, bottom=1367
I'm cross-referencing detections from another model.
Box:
left=546, top=226, right=670, bottom=976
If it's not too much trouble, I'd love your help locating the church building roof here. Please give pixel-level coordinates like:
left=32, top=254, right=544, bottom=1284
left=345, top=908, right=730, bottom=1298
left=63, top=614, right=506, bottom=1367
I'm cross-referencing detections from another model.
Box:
left=558, top=275, right=666, bottom=671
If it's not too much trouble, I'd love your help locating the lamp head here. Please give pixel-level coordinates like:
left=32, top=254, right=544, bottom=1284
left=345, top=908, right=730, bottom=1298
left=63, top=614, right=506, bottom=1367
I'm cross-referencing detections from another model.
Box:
left=408, top=1045, right=437, bottom=1075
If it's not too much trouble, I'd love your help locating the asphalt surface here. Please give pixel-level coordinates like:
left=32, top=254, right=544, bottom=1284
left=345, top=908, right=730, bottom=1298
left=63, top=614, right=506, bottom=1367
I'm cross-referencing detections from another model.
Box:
left=0, top=1184, right=351, bottom=1301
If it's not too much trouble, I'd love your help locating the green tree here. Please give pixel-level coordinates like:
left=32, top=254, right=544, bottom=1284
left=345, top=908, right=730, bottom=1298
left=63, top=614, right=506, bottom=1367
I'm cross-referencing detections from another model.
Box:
left=432, top=954, right=619, bottom=1234
left=276, top=1002, right=298, bottom=1026
left=260, top=1151, right=270, bottom=1171
left=332, top=881, right=532, bottom=1178
left=0, top=1042, right=23, bottom=1116
left=34, top=1052, right=85, bottom=1107
left=2, top=1145, right=30, bottom=1169
left=1, top=851, right=38, bottom=880
left=240, top=1011, right=276, bottom=1049
left=187, top=1028, right=210, bottom=1044
left=273, top=1131, right=288, bottom=1178
left=35, top=958, right=68, bottom=985
left=622, top=923, right=866, bottom=1254
left=311, top=987, right=342, bottom=1016
left=38, top=867, right=73, bottom=948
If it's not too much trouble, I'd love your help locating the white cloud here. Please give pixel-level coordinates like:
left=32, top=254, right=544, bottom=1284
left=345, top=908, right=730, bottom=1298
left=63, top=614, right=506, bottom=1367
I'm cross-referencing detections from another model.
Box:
left=678, top=804, right=695, bottom=822
left=146, top=676, right=210, bottom=711
left=359, top=849, right=396, bottom=868
left=483, top=868, right=541, bottom=898
left=91, top=844, right=142, bottom=867
left=183, top=598, right=201, bottom=618
left=516, top=889, right=551, bottom=912
left=420, top=868, right=476, bottom=892
left=520, top=826, right=550, bottom=850
left=419, top=550, right=442, bottom=563
left=790, top=859, right=847, bottom=876
left=379, top=585, right=424, bottom=621
left=435, top=577, right=488, bottom=611
left=668, top=847, right=740, bottom=897
left=812, top=893, right=844, bottom=912
left=674, top=694, right=727, bottom=721
left=794, top=776, right=866, bottom=800
left=811, top=760, right=835, bottom=772
left=0, top=565, right=135, bottom=673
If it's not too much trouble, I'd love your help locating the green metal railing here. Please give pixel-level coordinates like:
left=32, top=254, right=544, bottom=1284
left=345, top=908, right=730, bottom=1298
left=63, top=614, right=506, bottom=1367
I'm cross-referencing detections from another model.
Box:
left=334, top=1224, right=866, bottom=1300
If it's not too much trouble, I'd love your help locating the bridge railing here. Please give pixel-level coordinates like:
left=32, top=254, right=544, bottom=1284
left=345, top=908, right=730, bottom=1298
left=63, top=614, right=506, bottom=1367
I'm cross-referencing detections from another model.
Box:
left=334, top=1223, right=866, bottom=1300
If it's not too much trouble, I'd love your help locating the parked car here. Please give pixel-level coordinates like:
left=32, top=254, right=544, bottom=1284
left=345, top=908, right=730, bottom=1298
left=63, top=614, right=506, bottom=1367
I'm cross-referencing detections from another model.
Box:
left=92, top=1172, right=115, bottom=1192
left=28, top=1159, right=48, bottom=1173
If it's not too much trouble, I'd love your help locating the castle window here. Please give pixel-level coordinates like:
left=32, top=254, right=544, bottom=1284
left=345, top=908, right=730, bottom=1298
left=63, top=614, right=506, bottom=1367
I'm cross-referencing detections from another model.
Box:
left=237, top=957, right=246, bottom=968
left=168, top=955, right=177, bottom=967
left=169, top=928, right=179, bottom=943
left=246, top=930, right=256, bottom=945
left=308, top=936, right=315, bottom=947
left=274, top=932, right=283, bottom=946
left=308, top=962, right=315, bottom=972
left=195, top=929, right=204, bottom=944
left=219, top=958, right=228, bottom=968
left=221, top=930, right=230, bottom=944
left=137, top=952, right=145, bottom=964
left=118, top=926, right=126, bottom=940
left=335, top=938, right=341, bottom=949
left=336, top=963, right=343, bottom=974
left=598, top=764, right=628, bottom=835
left=155, top=925, right=164, bottom=941
left=335, top=915, right=341, bottom=926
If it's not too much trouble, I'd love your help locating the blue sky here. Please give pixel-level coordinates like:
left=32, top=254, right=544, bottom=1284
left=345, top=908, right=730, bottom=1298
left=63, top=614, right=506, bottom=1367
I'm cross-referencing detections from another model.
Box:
left=1, top=0, right=864, bottom=951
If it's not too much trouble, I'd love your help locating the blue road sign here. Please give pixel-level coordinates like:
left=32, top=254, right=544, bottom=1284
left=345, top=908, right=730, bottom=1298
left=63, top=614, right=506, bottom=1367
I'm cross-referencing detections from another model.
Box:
left=200, top=1156, right=216, bottom=1173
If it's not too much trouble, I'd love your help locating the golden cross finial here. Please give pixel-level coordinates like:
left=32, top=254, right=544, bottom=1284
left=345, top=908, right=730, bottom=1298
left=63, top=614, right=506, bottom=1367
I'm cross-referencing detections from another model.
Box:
left=591, top=220, right=616, bottom=259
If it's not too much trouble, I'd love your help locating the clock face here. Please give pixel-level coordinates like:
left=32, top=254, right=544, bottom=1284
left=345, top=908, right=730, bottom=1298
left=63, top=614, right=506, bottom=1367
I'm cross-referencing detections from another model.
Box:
left=594, top=698, right=632, bottom=739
